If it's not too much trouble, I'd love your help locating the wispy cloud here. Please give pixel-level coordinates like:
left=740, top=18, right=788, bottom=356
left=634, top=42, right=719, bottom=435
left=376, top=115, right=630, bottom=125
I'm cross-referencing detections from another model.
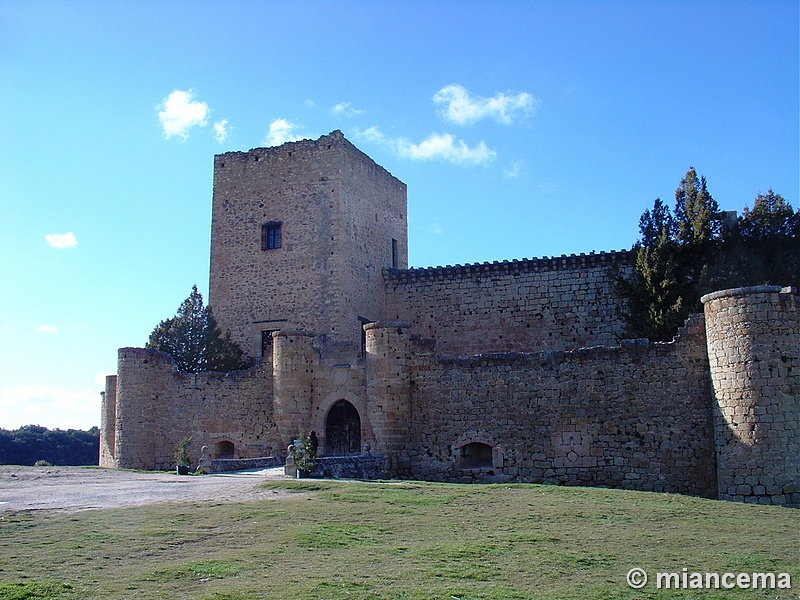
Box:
left=503, top=160, right=526, bottom=179
left=157, top=89, right=210, bottom=139
left=45, top=232, right=78, bottom=249
left=36, top=324, right=58, bottom=334
left=331, top=102, right=364, bottom=118
left=264, top=118, right=312, bottom=146
left=213, top=119, right=229, bottom=143
left=354, top=127, right=495, bottom=166
left=433, top=84, right=538, bottom=126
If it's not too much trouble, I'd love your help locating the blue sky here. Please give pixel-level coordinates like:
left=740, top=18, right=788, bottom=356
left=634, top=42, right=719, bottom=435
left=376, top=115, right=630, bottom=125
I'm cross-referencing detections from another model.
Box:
left=1, top=1, right=797, bottom=430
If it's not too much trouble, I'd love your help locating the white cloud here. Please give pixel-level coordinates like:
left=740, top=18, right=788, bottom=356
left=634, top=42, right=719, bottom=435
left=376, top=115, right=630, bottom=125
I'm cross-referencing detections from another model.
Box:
left=45, top=232, right=78, bottom=249
left=0, top=384, right=101, bottom=430
left=36, top=325, right=58, bottom=334
left=213, top=119, right=229, bottom=143
left=355, top=126, right=495, bottom=166
left=433, top=84, right=538, bottom=125
left=264, top=118, right=311, bottom=146
left=331, top=102, right=364, bottom=118
left=354, top=126, right=386, bottom=144
left=396, top=133, right=496, bottom=165
left=431, top=222, right=443, bottom=236
left=158, top=89, right=210, bottom=139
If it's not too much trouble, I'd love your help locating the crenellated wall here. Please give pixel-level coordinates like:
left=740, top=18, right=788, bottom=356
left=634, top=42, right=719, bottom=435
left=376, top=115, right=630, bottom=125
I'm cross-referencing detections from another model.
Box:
left=384, top=251, right=631, bottom=356
left=702, top=286, right=800, bottom=507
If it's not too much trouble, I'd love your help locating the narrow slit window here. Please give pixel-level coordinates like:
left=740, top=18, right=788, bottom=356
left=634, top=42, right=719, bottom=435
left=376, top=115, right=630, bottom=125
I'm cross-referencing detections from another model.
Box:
left=262, top=222, right=282, bottom=250
left=391, top=238, right=398, bottom=268
left=261, top=330, right=277, bottom=356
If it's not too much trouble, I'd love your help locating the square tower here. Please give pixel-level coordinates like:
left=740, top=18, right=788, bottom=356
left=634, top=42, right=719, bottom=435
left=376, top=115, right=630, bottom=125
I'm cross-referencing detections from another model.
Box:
left=209, top=131, right=408, bottom=357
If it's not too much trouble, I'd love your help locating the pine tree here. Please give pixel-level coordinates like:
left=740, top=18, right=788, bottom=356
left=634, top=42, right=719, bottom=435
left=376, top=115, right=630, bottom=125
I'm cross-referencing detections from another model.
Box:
left=614, top=168, right=721, bottom=341
left=614, top=169, right=797, bottom=342
left=714, top=190, right=800, bottom=288
left=672, top=167, right=721, bottom=312
left=146, top=285, right=250, bottom=373
left=613, top=198, right=687, bottom=340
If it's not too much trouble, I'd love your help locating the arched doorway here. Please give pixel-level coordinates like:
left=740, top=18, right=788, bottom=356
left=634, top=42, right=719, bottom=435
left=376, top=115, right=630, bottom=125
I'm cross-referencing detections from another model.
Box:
left=325, top=400, right=361, bottom=456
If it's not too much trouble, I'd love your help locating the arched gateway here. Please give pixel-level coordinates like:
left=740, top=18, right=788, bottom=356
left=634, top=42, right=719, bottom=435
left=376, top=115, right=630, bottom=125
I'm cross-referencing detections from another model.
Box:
left=325, top=400, right=361, bottom=456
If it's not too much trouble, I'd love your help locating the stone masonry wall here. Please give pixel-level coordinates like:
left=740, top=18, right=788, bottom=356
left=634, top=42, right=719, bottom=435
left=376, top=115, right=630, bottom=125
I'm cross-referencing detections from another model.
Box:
left=702, top=286, right=800, bottom=507
left=385, top=251, right=631, bottom=356
left=113, top=348, right=281, bottom=471
left=400, top=315, right=717, bottom=498
left=209, top=131, right=406, bottom=357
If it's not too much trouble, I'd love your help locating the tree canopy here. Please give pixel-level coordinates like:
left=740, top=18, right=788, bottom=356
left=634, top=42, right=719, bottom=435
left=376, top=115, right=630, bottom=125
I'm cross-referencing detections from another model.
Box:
left=614, top=169, right=798, bottom=342
left=146, top=285, right=250, bottom=373
left=0, top=425, right=99, bottom=466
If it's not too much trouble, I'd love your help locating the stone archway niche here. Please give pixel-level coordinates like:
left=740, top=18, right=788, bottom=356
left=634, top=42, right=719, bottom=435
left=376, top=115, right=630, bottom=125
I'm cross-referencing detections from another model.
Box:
left=215, top=440, right=235, bottom=459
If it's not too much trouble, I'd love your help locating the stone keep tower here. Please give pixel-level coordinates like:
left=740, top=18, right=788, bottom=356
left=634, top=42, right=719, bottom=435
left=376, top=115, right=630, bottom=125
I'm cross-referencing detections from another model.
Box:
left=209, top=131, right=408, bottom=357
left=702, top=286, right=800, bottom=507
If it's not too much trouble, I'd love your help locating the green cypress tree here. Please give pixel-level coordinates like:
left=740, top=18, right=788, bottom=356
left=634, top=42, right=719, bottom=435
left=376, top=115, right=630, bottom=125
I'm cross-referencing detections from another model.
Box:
left=146, top=285, right=250, bottom=373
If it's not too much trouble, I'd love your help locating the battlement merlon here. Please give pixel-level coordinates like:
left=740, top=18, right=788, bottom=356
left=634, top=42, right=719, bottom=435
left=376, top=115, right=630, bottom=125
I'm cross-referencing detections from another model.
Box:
left=384, top=249, right=634, bottom=283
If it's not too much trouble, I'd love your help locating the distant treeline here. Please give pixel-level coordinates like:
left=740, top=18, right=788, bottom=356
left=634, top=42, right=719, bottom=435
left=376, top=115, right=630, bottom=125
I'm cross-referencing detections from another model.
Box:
left=0, top=425, right=99, bottom=466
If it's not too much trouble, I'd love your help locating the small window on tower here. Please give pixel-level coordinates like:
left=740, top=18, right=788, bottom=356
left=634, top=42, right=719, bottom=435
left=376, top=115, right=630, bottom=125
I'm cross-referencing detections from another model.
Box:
left=261, top=222, right=282, bottom=250
left=391, top=238, right=398, bottom=268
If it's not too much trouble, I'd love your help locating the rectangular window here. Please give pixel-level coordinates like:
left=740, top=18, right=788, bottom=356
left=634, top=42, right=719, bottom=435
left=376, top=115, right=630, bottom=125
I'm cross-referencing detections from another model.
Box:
left=261, top=222, right=282, bottom=250
left=391, top=238, right=398, bottom=268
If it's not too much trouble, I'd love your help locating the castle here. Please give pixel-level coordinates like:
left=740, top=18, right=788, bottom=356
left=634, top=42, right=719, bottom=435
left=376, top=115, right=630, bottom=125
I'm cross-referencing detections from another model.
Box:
left=100, top=131, right=800, bottom=507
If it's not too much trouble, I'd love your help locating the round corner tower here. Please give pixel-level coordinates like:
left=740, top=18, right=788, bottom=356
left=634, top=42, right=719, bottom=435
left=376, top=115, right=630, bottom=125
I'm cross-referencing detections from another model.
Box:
left=702, top=285, right=800, bottom=507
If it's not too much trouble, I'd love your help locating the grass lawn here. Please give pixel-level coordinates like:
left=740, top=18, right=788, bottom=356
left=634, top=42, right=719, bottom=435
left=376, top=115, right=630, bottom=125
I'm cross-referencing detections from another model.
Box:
left=0, top=479, right=797, bottom=599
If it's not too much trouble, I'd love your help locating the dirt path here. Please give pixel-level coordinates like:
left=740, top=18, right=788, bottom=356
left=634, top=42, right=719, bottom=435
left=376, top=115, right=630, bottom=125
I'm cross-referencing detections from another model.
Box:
left=0, top=465, right=293, bottom=514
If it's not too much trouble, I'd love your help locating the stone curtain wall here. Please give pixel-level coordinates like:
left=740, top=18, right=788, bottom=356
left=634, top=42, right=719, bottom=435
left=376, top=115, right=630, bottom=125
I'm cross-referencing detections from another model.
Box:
left=385, top=251, right=632, bottom=357
left=112, top=348, right=281, bottom=471
left=400, top=315, right=718, bottom=498
left=703, top=286, right=800, bottom=507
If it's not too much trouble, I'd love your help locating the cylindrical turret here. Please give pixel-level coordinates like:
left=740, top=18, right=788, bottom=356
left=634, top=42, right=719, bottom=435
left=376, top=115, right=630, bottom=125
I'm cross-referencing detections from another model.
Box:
left=702, top=286, right=800, bottom=507
left=272, top=330, right=315, bottom=447
left=114, top=347, right=176, bottom=470
left=99, top=375, right=117, bottom=467
left=365, top=322, right=412, bottom=459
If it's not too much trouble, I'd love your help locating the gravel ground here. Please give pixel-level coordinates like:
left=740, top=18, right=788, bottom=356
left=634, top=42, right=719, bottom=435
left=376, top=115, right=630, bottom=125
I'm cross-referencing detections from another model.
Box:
left=0, top=465, right=293, bottom=514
